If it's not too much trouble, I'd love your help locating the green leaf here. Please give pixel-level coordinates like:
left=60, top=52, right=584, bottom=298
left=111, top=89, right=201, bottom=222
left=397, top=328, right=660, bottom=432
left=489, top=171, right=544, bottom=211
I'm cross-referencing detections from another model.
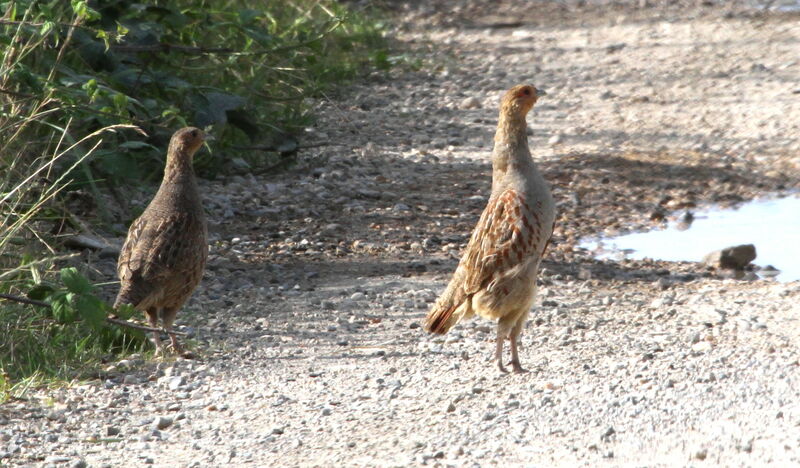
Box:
left=372, top=50, right=391, bottom=71
left=81, top=78, right=98, bottom=101
left=112, top=92, right=128, bottom=111
left=75, top=295, right=106, bottom=330
left=115, top=303, right=138, bottom=320
left=96, top=30, right=110, bottom=51
left=194, top=92, right=246, bottom=127
left=71, top=0, right=101, bottom=21
left=39, top=21, right=55, bottom=37
left=60, top=268, right=93, bottom=295
left=96, top=150, right=143, bottom=180
left=238, top=9, right=262, bottom=24
left=116, top=23, right=129, bottom=41
left=49, top=291, right=75, bottom=323
left=27, top=284, right=55, bottom=301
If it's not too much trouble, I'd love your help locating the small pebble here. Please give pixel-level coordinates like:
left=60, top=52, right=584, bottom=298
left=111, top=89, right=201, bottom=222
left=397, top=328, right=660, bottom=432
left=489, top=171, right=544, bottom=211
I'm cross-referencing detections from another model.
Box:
left=154, top=416, right=173, bottom=430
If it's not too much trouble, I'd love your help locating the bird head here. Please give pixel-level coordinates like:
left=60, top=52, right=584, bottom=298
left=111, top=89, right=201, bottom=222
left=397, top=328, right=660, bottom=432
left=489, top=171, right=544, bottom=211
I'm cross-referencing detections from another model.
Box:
left=500, top=84, right=544, bottom=118
left=169, top=127, right=211, bottom=158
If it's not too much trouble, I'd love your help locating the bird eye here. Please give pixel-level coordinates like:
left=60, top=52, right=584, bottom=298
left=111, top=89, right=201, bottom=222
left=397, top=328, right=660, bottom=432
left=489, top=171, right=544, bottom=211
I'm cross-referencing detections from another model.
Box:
left=523, top=88, right=531, bottom=96
left=191, top=130, right=198, bottom=137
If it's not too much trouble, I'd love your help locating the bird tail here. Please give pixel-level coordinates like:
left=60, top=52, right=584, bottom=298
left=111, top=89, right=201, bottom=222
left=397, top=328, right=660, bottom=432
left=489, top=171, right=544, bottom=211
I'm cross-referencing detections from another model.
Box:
left=113, top=285, right=145, bottom=310
left=424, top=283, right=469, bottom=334
left=424, top=303, right=460, bottom=334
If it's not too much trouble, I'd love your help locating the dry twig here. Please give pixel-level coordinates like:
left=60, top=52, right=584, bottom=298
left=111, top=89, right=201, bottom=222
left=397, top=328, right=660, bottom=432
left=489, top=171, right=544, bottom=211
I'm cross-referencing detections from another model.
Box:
left=0, top=293, right=186, bottom=336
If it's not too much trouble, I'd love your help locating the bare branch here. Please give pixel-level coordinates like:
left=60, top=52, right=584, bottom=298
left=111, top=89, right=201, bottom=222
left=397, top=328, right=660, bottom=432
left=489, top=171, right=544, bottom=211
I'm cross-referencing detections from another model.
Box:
left=105, top=316, right=187, bottom=336
left=0, top=293, right=186, bottom=336
left=0, top=293, right=48, bottom=308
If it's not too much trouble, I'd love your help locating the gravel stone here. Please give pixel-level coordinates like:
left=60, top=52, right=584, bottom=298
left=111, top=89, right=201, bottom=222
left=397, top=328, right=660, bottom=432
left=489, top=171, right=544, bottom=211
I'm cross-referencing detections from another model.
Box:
left=460, top=96, right=481, bottom=109
left=168, top=376, right=186, bottom=390
left=153, top=417, right=173, bottom=431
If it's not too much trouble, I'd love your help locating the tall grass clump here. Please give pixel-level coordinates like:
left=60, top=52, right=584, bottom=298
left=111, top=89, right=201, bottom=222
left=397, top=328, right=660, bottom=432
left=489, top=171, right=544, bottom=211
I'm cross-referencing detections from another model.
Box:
left=0, top=120, right=148, bottom=399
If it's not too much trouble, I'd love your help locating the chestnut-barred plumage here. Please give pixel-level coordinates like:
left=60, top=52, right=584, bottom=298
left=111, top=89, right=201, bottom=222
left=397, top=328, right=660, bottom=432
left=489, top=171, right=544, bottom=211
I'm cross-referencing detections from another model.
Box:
left=114, top=127, right=209, bottom=355
left=424, top=84, right=556, bottom=373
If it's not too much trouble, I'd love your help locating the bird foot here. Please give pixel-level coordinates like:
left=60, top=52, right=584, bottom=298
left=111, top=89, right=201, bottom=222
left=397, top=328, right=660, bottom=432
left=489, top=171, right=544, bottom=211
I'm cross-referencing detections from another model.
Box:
left=168, top=339, right=184, bottom=355
left=510, top=362, right=528, bottom=374
left=497, top=361, right=509, bottom=374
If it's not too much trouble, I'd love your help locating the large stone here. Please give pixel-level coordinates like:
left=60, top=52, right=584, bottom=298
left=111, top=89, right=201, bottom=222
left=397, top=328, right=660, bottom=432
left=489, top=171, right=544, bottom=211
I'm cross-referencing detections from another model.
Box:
left=702, top=244, right=756, bottom=270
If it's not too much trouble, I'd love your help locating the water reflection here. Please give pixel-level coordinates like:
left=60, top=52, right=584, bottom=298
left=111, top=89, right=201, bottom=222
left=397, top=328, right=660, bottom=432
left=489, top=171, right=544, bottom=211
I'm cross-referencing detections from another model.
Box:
left=581, top=195, right=800, bottom=282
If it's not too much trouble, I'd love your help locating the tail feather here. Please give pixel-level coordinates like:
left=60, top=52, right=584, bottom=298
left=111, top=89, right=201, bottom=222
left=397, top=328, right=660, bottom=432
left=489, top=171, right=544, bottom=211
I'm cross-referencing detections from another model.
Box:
left=113, top=283, right=149, bottom=310
left=113, top=291, right=138, bottom=310
left=113, top=269, right=159, bottom=310
left=424, top=280, right=469, bottom=334
left=424, top=303, right=460, bottom=334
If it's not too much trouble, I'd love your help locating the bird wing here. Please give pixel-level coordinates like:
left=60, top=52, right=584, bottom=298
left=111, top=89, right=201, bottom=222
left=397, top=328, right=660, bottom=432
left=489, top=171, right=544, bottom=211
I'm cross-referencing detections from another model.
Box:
left=460, top=189, right=547, bottom=296
left=117, top=211, right=206, bottom=284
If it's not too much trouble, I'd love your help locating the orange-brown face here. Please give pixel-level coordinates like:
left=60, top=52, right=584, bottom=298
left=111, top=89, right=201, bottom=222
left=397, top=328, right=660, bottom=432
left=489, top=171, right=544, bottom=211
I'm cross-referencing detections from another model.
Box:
left=170, top=127, right=208, bottom=156
left=501, top=84, right=541, bottom=116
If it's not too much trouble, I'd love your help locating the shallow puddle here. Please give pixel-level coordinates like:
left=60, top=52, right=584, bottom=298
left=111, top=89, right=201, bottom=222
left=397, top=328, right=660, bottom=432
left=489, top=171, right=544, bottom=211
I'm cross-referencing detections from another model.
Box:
left=758, top=0, right=800, bottom=12
left=581, top=195, right=800, bottom=282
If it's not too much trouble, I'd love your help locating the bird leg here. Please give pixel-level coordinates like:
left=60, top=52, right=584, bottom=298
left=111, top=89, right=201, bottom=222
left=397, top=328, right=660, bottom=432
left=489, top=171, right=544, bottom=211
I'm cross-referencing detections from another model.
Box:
left=509, top=317, right=527, bottom=373
left=161, top=307, right=183, bottom=355
left=496, top=322, right=509, bottom=373
left=496, top=336, right=508, bottom=373
left=509, top=333, right=527, bottom=373
left=146, top=307, right=164, bottom=355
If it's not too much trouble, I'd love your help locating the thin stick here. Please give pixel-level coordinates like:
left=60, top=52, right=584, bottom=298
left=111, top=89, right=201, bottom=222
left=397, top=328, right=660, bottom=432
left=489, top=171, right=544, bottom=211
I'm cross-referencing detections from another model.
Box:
left=0, top=293, right=47, bottom=307
left=105, top=317, right=187, bottom=336
left=0, top=293, right=186, bottom=336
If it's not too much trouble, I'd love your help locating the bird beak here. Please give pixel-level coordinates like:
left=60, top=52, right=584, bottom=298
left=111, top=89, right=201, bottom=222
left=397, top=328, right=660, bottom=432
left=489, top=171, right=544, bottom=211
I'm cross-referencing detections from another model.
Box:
left=536, top=88, right=548, bottom=97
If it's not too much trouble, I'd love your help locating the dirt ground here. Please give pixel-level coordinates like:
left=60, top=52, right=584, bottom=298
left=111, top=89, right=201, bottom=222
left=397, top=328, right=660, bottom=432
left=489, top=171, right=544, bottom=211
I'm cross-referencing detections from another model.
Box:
left=3, top=1, right=800, bottom=467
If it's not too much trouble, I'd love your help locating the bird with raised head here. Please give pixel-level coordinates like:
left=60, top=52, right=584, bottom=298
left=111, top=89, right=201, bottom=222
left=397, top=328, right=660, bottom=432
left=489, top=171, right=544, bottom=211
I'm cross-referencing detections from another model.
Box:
left=114, top=127, right=210, bottom=356
left=424, top=84, right=556, bottom=373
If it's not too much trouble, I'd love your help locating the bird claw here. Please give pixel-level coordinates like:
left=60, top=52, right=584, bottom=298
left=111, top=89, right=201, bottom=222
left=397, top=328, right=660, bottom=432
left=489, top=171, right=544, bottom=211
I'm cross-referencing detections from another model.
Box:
left=511, top=362, right=528, bottom=374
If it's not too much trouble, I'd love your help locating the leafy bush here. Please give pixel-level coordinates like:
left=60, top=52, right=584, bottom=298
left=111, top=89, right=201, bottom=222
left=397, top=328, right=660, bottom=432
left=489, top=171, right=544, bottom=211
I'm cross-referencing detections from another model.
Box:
left=1, top=267, right=146, bottom=394
left=1, top=0, right=389, bottom=183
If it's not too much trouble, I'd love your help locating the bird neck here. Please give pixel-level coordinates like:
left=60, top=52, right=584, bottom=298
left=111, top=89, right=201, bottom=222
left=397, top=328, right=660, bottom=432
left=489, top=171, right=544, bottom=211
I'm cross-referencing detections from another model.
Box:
left=163, top=150, right=196, bottom=184
left=491, top=113, right=531, bottom=179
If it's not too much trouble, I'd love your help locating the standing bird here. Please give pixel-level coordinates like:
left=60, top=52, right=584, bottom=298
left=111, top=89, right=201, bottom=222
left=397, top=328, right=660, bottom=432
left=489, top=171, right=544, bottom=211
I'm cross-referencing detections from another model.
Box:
left=114, top=127, right=210, bottom=356
left=424, top=84, right=555, bottom=373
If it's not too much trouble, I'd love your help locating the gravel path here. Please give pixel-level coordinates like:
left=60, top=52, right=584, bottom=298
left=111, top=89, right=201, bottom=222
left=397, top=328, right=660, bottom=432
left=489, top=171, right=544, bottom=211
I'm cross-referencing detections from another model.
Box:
left=4, top=2, right=800, bottom=467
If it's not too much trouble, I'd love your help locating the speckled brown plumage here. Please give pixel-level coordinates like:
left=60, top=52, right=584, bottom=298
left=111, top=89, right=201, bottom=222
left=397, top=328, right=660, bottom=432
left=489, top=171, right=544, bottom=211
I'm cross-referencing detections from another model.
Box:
left=114, top=127, right=209, bottom=355
left=424, top=84, right=556, bottom=373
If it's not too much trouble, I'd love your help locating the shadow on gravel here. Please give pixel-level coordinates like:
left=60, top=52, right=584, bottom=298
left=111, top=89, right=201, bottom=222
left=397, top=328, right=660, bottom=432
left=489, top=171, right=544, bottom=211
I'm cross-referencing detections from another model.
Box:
left=545, top=150, right=795, bottom=241
left=186, top=145, right=795, bottom=360
left=209, top=144, right=795, bottom=294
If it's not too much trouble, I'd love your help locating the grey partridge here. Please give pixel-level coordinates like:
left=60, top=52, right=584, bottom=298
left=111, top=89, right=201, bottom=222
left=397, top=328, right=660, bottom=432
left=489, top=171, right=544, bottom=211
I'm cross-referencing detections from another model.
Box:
left=424, top=84, right=556, bottom=373
left=114, top=127, right=209, bottom=355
